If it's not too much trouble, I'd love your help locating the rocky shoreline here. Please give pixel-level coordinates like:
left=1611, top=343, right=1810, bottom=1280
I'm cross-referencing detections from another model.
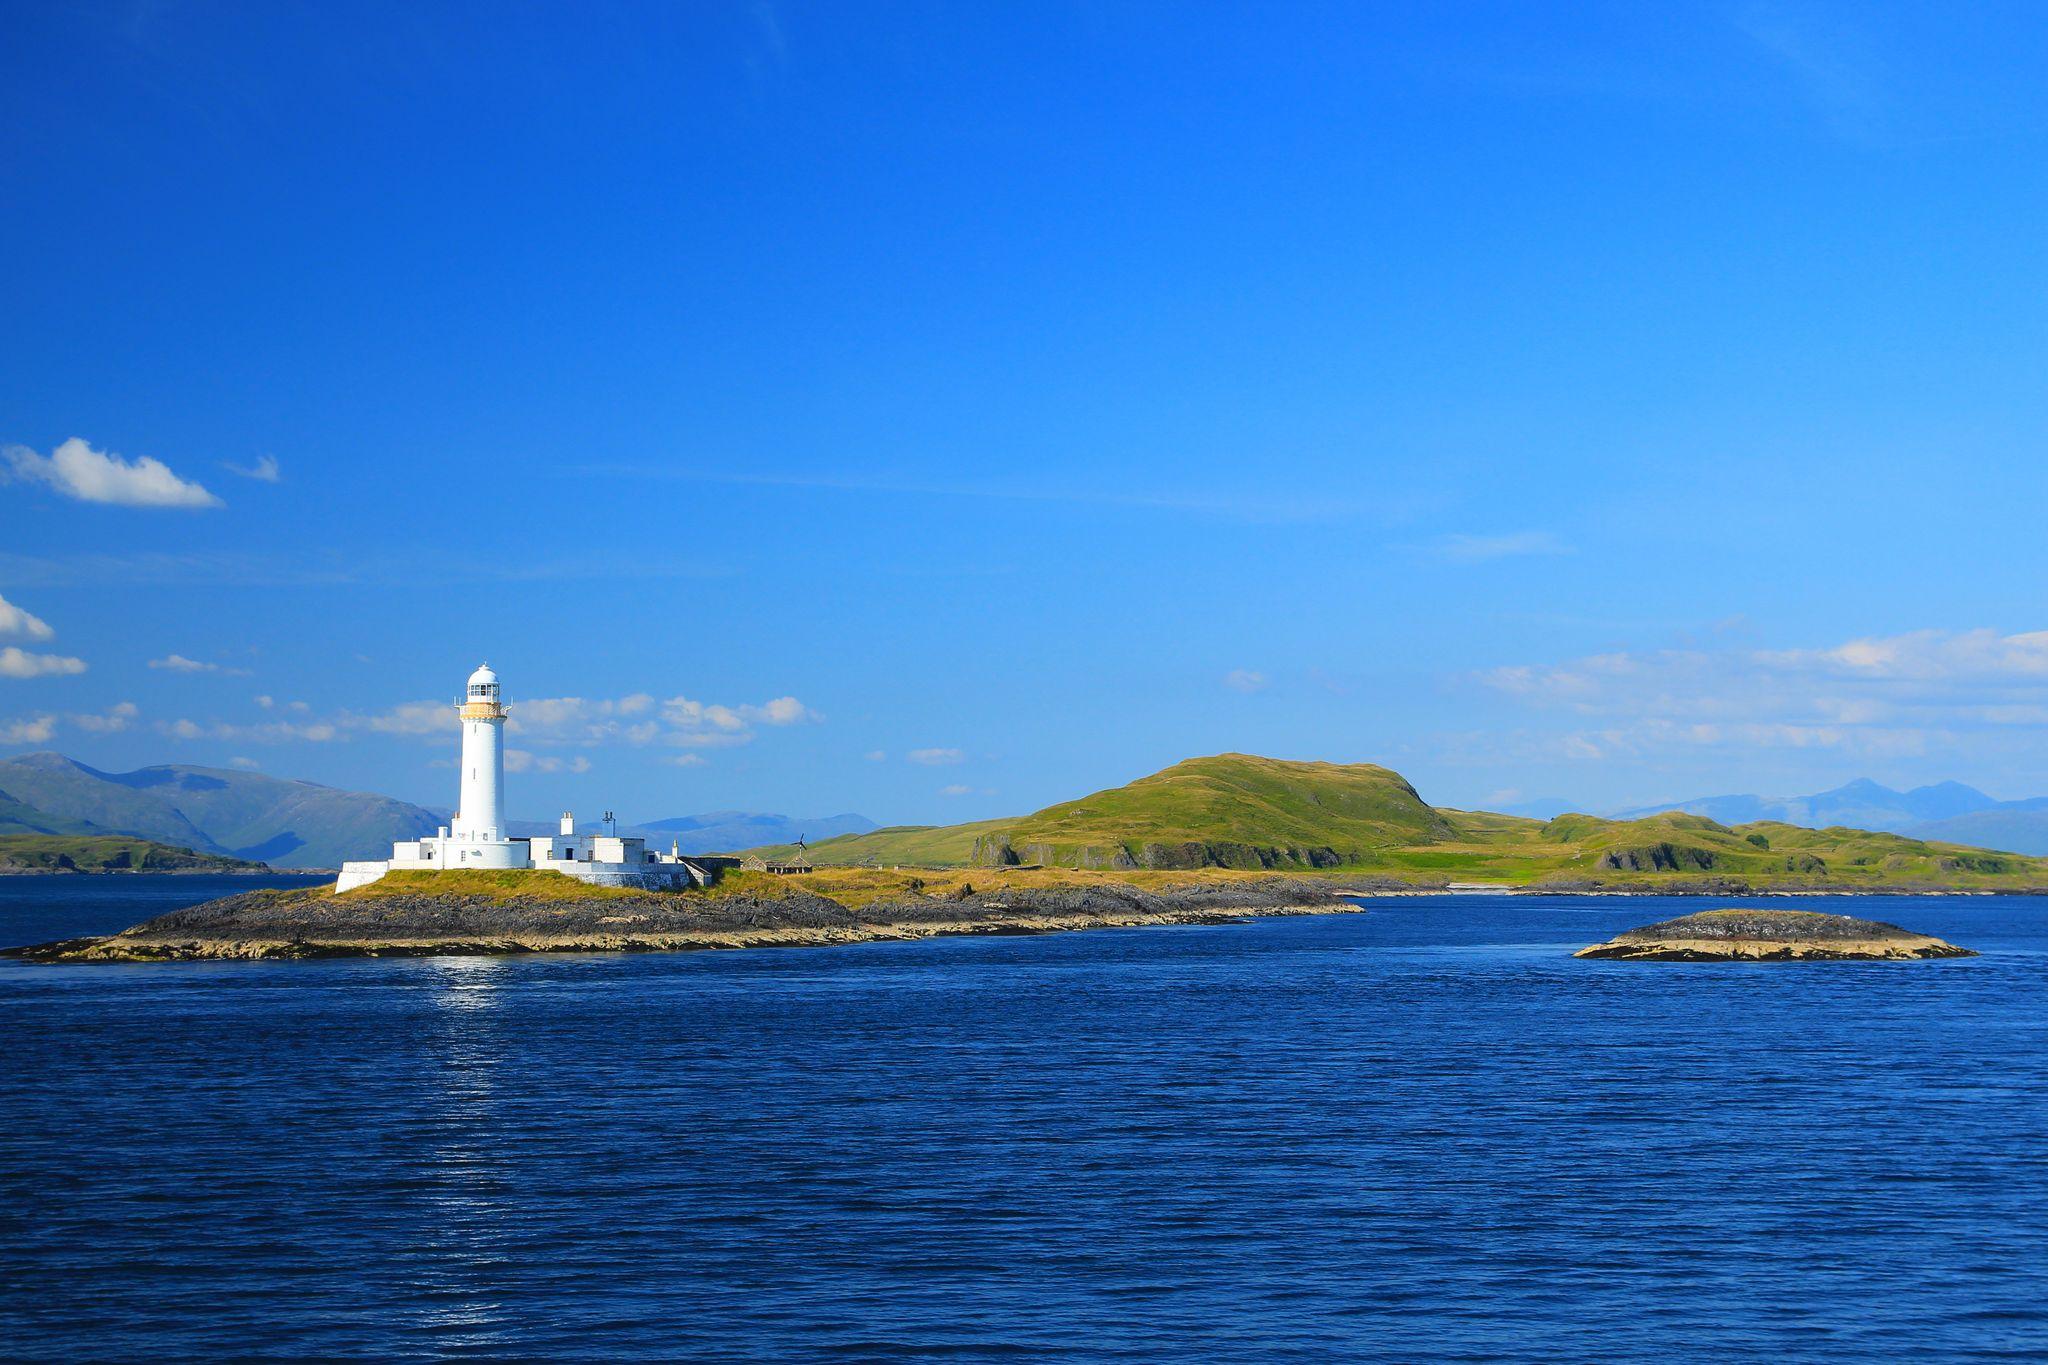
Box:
left=10, top=875, right=1361, bottom=962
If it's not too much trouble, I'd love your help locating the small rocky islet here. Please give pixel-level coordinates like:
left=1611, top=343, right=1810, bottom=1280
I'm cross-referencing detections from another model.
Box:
left=1576, top=908, right=1975, bottom=962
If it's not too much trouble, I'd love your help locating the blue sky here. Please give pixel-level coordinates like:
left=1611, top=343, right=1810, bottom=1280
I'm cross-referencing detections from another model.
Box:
left=4, top=1, right=2047, bottom=822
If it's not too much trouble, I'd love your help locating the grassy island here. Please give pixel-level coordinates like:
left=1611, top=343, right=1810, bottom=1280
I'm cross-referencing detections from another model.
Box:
left=746, top=754, right=2048, bottom=893
left=0, top=834, right=266, bottom=874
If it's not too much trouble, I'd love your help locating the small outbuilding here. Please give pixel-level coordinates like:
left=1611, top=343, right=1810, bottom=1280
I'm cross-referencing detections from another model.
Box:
left=742, top=846, right=815, bottom=875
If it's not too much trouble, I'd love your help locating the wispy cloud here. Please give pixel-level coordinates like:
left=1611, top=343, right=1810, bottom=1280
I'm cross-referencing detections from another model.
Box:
left=908, top=747, right=966, bottom=766
left=3, top=437, right=222, bottom=509
left=0, top=547, right=729, bottom=590
left=222, top=454, right=282, bottom=483
left=149, top=653, right=251, bottom=676
left=1223, top=669, right=1269, bottom=694
left=505, top=749, right=591, bottom=775
left=1426, top=530, right=1572, bottom=563
left=163, top=688, right=823, bottom=752
left=1478, top=626, right=2048, bottom=762
left=160, top=716, right=340, bottom=743
left=1734, top=1, right=1886, bottom=141
left=70, top=701, right=138, bottom=734
left=0, top=646, right=86, bottom=679
left=0, top=593, right=54, bottom=641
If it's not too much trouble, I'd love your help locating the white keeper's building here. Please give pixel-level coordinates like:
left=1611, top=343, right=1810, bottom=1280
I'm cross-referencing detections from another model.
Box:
left=336, top=664, right=713, bottom=893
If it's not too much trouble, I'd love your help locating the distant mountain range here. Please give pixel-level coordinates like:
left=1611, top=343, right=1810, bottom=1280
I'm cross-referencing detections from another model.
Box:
left=1618, top=778, right=2048, bottom=855
left=0, top=751, right=877, bottom=868
left=0, top=752, right=444, bottom=869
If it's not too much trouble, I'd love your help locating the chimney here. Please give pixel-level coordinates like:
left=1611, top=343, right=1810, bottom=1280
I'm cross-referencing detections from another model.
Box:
left=560, top=811, right=575, bottom=836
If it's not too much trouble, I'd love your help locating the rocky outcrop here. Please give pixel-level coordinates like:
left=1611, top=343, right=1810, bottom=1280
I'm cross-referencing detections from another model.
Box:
left=970, top=833, right=1345, bottom=872
left=1597, top=842, right=1719, bottom=872
left=1576, top=908, right=1975, bottom=961
left=11, top=875, right=1359, bottom=962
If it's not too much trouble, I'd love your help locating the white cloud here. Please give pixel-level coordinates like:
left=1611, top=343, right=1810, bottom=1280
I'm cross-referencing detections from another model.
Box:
left=1428, top=531, right=1571, bottom=563
left=518, top=695, right=659, bottom=742
left=149, top=653, right=249, bottom=676
left=223, top=455, right=282, bottom=483
left=659, top=696, right=748, bottom=733
left=4, top=437, right=222, bottom=509
left=864, top=749, right=887, bottom=762
left=352, top=699, right=454, bottom=736
left=908, top=747, right=966, bottom=766
left=1223, top=669, right=1269, bottom=694
left=0, top=714, right=56, bottom=744
left=229, top=756, right=260, bottom=770
left=0, top=593, right=54, bottom=641
left=664, top=753, right=708, bottom=767
left=0, top=646, right=86, bottom=678
left=69, top=701, right=138, bottom=734
left=940, top=784, right=995, bottom=797
left=755, top=696, right=817, bottom=725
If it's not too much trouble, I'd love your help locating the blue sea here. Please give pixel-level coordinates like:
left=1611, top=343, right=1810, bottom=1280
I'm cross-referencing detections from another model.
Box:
left=4, top=876, right=2046, bottom=1360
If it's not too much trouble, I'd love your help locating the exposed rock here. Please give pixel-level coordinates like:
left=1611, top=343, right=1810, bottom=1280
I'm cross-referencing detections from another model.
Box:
left=1576, top=908, right=1975, bottom=961
left=1598, top=842, right=1719, bottom=872
left=969, top=834, right=1021, bottom=867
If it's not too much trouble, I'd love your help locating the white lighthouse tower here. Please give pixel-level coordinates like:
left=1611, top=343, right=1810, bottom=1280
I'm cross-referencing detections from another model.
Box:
left=453, top=663, right=507, bottom=840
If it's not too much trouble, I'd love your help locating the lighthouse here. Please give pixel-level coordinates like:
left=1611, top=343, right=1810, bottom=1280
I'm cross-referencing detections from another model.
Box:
left=453, top=663, right=507, bottom=841
left=334, top=660, right=711, bottom=892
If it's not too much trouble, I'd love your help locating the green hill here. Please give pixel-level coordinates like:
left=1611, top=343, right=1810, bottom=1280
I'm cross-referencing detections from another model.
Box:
left=0, top=834, right=266, bottom=873
left=778, top=754, right=1451, bottom=871
left=754, top=753, right=2048, bottom=889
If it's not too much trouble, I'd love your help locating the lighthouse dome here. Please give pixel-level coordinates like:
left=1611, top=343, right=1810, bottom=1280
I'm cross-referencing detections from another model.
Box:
left=468, top=663, right=499, bottom=688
